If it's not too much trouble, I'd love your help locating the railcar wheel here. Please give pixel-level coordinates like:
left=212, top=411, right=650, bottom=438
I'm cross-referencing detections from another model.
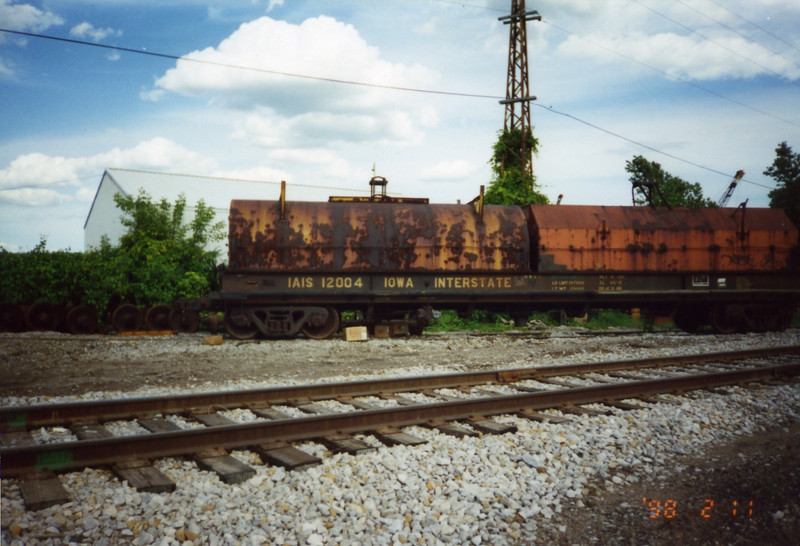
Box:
left=224, top=310, right=258, bottom=340
left=26, top=301, right=58, bottom=331
left=302, top=307, right=340, bottom=340
left=145, top=305, right=172, bottom=331
left=773, top=305, right=794, bottom=332
left=742, top=305, right=779, bottom=333
left=709, top=304, right=740, bottom=335
left=0, top=302, right=26, bottom=332
left=169, top=308, right=200, bottom=333
left=66, top=305, right=98, bottom=335
left=672, top=307, right=703, bottom=333
left=111, top=304, right=143, bottom=333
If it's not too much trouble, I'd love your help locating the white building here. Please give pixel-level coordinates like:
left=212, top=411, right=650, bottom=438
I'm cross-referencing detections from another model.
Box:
left=84, top=168, right=358, bottom=259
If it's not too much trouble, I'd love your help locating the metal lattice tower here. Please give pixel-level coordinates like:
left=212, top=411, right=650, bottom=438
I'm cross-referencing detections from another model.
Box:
left=499, top=1, right=541, bottom=178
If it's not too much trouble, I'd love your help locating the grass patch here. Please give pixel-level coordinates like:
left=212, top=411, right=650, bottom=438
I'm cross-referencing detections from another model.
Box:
left=426, top=310, right=517, bottom=333
left=427, top=308, right=654, bottom=332
left=426, top=307, right=799, bottom=333
left=579, top=309, right=647, bottom=330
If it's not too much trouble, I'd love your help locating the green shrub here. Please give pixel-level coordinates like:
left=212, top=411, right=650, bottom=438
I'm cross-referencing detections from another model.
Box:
left=0, top=192, right=224, bottom=316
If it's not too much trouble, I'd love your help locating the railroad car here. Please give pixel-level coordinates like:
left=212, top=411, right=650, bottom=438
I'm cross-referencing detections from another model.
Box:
left=191, top=177, right=800, bottom=339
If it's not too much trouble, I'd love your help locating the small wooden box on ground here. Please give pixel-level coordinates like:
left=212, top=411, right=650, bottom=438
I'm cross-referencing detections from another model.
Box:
left=390, top=320, right=409, bottom=336
left=374, top=324, right=391, bottom=338
left=345, top=326, right=368, bottom=342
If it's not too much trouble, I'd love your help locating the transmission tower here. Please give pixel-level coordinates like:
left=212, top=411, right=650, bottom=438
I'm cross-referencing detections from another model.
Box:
left=499, top=1, right=541, bottom=179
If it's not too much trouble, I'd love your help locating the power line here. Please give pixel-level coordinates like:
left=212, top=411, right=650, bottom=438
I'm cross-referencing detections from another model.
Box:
left=672, top=0, right=800, bottom=72
left=0, top=175, right=98, bottom=192
left=540, top=19, right=800, bottom=129
left=704, top=0, right=800, bottom=55
left=0, top=28, right=499, bottom=101
left=631, top=0, right=800, bottom=88
left=0, top=172, right=376, bottom=194
left=432, top=0, right=505, bottom=13
left=433, top=1, right=799, bottom=128
left=0, top=26, right=777, bottom=192
left=531, top=102, right=774, bottom=190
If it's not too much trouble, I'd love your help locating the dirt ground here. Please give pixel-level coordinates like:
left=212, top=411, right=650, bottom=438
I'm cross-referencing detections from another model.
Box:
left=0, top=329, right=704, bottom=399
left=1, top=330, right=799, bottom=544
left=544, top=419, right=800, bottom=545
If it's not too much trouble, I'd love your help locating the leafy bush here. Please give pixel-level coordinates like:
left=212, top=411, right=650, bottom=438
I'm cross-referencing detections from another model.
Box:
left=0, top=239, right=114, bottom=309
left=0, top=192, right=224, bottom=316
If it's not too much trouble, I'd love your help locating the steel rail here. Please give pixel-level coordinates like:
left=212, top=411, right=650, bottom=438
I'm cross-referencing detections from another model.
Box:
left=2, top=345, right=798, bottom=430
left=2, top=359, right=799, bottom=477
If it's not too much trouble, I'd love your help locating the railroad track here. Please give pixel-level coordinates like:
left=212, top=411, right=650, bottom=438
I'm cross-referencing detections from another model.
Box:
left=2, top=345, right=799, bottom=510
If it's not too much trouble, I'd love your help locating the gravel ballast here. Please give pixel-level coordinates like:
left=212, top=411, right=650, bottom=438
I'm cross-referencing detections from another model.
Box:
left=1, top=329, right=799, bottom=544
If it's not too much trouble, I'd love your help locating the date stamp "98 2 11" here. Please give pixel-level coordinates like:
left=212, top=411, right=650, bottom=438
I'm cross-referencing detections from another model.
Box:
left=643, top=497, right=754, bottom=520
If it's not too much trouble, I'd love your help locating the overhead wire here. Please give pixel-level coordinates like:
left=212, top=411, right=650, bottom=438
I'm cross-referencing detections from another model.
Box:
left=672, top=0, right=800, bottom=71
left=432, top=0, right=798, bottom=128
left=539, top=19, right=800, bottom=129
left=0, top=19, right=786, bottom=193
left=704, top=0, right=800, bottom=55
left=0, top=175, right=99, bottom=192
left=0, top=28, right=499, bottom=101
left=631, top=0, right=800, bottom=88
left=0, top=172, right=376, bottom=194
left=531, top=103, right=774, bottom=190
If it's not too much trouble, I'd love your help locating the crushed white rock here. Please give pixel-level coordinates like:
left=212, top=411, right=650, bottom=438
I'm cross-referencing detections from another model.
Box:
left=2, top=330, right=799, bottom=544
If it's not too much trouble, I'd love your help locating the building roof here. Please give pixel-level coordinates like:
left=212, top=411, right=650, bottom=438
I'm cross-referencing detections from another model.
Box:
left=84, top=168, right=287, bottom=229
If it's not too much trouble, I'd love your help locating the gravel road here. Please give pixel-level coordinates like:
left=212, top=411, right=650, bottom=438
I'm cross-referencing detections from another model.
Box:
left=1, top=328, right=799, bottom=544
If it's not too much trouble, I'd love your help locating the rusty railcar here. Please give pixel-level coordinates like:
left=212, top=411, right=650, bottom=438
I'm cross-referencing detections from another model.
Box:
left=526, top=204, right=799, bottom=334
left=228, top=200, right=528, bottom=273
left=205, top=179, right=800, bottom=340
left=529, top=205, right=797, bottom=273
left=219, top=183, right=529, bottom=339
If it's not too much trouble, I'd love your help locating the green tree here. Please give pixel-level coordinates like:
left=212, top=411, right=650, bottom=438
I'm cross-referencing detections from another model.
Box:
left=764, top=141, right=800, bottom=228
left=626, top=155, right=716, bottom=208
left=484, top=128, right=549, bottom=206
left=112, top=191, right=225, bottom=305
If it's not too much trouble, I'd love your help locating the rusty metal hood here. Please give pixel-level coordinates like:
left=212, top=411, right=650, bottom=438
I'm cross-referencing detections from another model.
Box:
left=528, top=205, right=798, bottom=273
left=229, top=200, right=529, bottom=273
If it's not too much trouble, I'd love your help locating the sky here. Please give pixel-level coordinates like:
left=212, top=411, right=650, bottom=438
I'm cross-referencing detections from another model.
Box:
left=1, top=0, right=799, bottom=252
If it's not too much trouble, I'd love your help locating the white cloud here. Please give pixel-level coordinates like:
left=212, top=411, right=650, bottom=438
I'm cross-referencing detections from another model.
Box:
left=70, top=21, right=122, bottom=43
left=231, top=109, right=425, bottom=149
left=147, top=15, right=439, bottom=151
left=266, top=148, right=356, bottom=180
left=0, top=138, right=217, bottom=207
left=213, top=165, right=290, bottom=184
left=421, top=160, right=477, bottom=181
left=543, top=0, right=800, bottom=82
left=93, top=137, right=217, bottom=173
left=0, top=152, right=82, bottom=191
left=0, top=0, right=63, bottom=34
left=558, top=30, right=800, bottom=81
left=142, top=13, right=445, bottom=163
left=152, top=16, right=436, bottom=112
left=266, top=0, right=284, bottom=13
left=1, top=187, right=70, bottom=207
left=0, top=56, right=12, bottom=76
left=0, top=0, right=64, bottom=76
left=140, top=88, right=166, bottom=102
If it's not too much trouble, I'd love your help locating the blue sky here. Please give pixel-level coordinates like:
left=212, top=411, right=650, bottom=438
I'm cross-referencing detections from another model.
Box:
left=1, top=0, right=799, bottom=251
